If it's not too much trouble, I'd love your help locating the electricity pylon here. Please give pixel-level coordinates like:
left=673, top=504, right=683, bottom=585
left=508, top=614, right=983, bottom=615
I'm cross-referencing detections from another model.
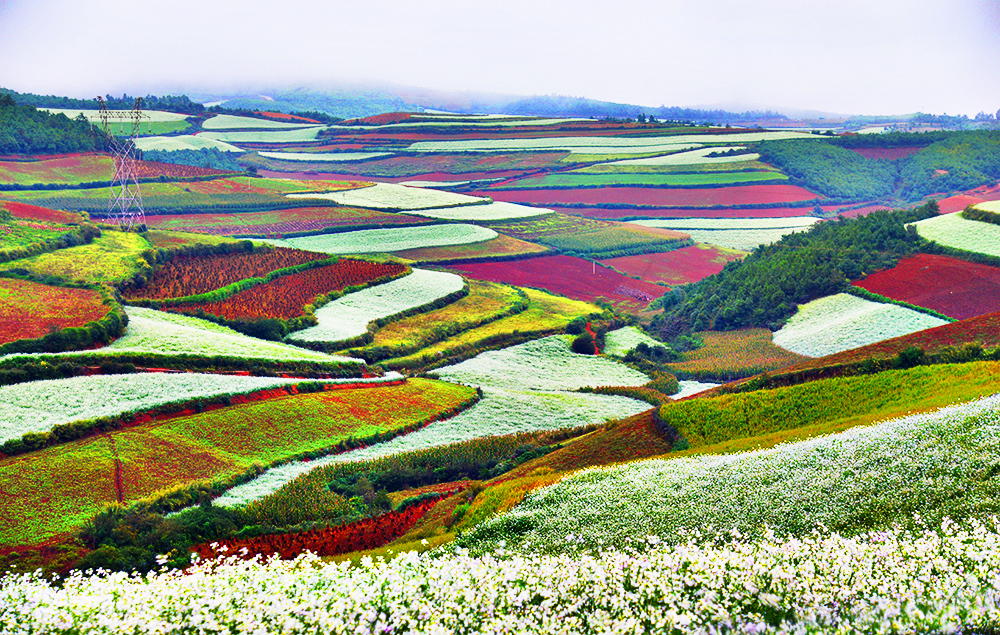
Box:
left=95, top=96, right=150, bottom=231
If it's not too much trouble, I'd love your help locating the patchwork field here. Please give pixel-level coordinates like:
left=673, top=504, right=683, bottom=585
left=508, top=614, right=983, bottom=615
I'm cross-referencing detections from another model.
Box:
left=0, top=279, right=109, bottom=345
left=144, top=207, right=433, bottom=237
left=483, top=183, right=820, bottom=207
left=289, top=269, right=465, bottom=345
left=495, top=171, right=787, bottom=189
left=385, top=288, right=598, bottom=370
left=772, top=293, right=951, bottom=357
left=601, top=243, right=745, bottom=285
left=852, top=253, right=1000, bottom=320
left=633, top=216, right=818, bottom=251
left=352, top=280, right=525, bottom=361
left=288, top=182, right=489, bottom=210
left=0, top=378, right=476, bottom=546
left=169, top=259, right=407, bottom=320
left=124, top=248, right=331, bottom=300
left=568, top=205, right=834, bottom=220
left=269, top=224, right=499, bottom=254
left=446, top=255, right=667, bottom=312
left=0, top=230, right=149, bottom=284
left=486, top=213, right=690, bottom=258
left=391, top=233, right=549, bottom=263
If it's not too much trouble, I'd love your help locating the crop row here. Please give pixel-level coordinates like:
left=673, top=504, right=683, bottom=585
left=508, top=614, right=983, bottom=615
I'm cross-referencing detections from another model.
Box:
left=145, top=207, right=433, bottom=238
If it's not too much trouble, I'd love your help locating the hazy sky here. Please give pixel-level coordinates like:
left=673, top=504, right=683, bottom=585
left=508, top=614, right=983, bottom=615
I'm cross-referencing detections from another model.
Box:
left=1, top=0, right=998, bottom=116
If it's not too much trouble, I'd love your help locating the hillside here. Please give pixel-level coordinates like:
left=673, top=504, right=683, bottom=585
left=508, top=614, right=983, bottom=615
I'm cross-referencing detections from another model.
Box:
left=2, top=98, right=1000, bottom=634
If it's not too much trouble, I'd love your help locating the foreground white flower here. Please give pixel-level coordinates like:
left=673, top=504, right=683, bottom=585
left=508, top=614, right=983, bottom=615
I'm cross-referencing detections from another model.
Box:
left=2, top=518, right=999, bottom=634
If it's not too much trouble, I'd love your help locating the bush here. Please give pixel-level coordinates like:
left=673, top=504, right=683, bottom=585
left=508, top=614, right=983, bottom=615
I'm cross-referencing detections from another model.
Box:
left=571, top=333, right=597, bottom=355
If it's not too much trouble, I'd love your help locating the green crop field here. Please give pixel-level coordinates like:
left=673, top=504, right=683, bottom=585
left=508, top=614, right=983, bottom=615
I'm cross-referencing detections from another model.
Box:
left=494, top=171, right=787, bottom=189
left=667, top=328, right=809, bottom=381
left=0, top=379, right=476, bottom=547
left=0, top=230, right=150, bottom=283
left=351, top=280, right=526, bottom=360
left=385, top=288, right=598, bottom=370
left=0, top=219, right=76, bottom=248
left=665, top=361, right=1000, bottom=455
left=574, top=160, right=779, bottom=174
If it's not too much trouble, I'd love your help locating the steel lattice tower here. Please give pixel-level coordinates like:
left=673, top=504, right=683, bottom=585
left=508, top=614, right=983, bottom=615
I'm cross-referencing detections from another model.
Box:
left=96, top=96, right=150, bottom=231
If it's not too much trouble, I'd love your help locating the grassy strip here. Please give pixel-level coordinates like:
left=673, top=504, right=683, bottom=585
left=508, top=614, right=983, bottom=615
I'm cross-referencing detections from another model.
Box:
left=0, top=173, right=235, bottom=191
left=843, top=285, right=956, bottom=322
left=495, top=172, right=788, bottom=190
left=349, top=283, right=529, bottom=363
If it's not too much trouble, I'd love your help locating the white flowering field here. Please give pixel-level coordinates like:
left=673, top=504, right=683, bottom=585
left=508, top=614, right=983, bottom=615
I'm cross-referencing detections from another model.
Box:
left=287, top=182, right=491, bottom=210
left=199, top=128, right=324, bottom=143
left=673, top=380, right=721, bottom=399
left=973, top=200, right=1000, bottom=213
left=99, top=307, right=356, bottom=362
left=271, top=224, right=498, bottom=254
left=602, top=326, right=665, bottom=357
left=604, top=146, right=760, bottom=166
left=258, top=150, right=392, bottom=162
left=407, top=201, right=552, bottom=221
left=0, top=373, right=301, bottom=443
left=435, top=335, right=650, bottom=391
left=633, top=217, right=818, bottom=251
left=201, top=114, right=319, bottom=129
left=912, top=211, right=1000, bottom=257
left=772, top=293, right=949, bottom=357
left=462, top=394, right=1000, bottom=554
left=133, top=135, right=244, bottom=153
left=397, top=179, right=471, bottom=188
left=4, top=519, right=999, bottom=634
left=289, top=269, right=465, bottom=343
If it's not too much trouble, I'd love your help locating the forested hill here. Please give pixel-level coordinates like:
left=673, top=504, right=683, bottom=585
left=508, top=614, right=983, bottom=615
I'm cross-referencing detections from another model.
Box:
left=0, top=88, right=204, bottom=115
left=0, top=94, right=103, bottom=155
left=757, top=131, right=1000, bottom=203
left=651, top=202, right=940, bottom=339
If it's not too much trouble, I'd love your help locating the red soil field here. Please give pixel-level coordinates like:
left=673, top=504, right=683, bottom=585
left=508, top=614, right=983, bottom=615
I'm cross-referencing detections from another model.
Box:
left=445, top=255, right=667, bottom=312
left=563, top=206, right=832, bottom=220
left=255, top=111, right=322, bottom=124
left=477, top=184, right=819, bottom=208
left=0, top=278, right=109, bottom=345
left=849, top=146, right=924, bottom=160
left=124, top=248, right=332, bottom=300
left=937, top=195, right=983, bottom=214
left=0, top=200, right=83, bottom=224
left=835, top=204, right=895, bottom=219
left=171, top=260, right=406, bottom=320
left=851, top=253, right=1000, bottom=320
left=601, top=244, right=745, bottom=286
left=144, top=206, right=432, bottom=237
